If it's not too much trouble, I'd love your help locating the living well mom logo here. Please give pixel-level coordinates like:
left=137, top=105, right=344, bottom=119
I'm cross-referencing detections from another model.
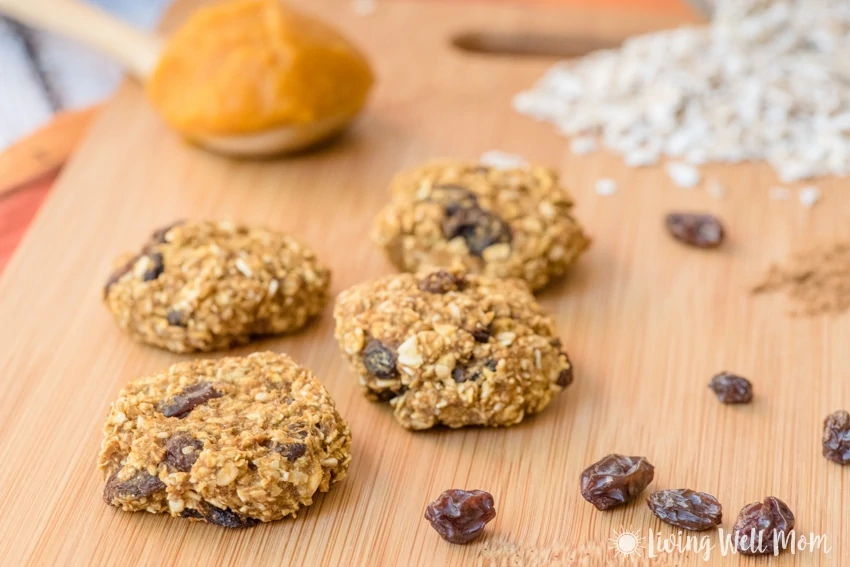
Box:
left=609, top=527, right=832, bottom=561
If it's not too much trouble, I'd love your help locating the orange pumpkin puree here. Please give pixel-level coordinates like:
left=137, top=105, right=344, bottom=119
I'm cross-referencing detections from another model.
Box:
left=147, top=0, right=374, bottom=138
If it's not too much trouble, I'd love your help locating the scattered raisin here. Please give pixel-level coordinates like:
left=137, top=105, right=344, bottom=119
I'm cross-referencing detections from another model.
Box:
left=166, top=309, right=187, bottom=327
left=151, top=220, right=185, bottom=243
left=419, top=270, right=466, bottom=294
left=158, top=382, right=223, bottom=419
left=142, top=252, right=165, bottom=281
left=580, top=454, right=655, bottom=510
left=647, top=489, right=722, bottom=531
left=201, top=504, right=260, bottom=529
left=822, top=409, right=850, bottom=465
left=362, top=339, right=398, bottom=379
left=665, top=213, right=724, bottom=248
left=163, top=434, right=204, bottom=472
left=443, top=205, right=512, bottom=257
left=732, top=497, right=795, bottom=555
left=708, top=372, right=753, bottom=404
left=424, top=489, right=496, bottom=544
left=103, top=469, right=165, bottom=504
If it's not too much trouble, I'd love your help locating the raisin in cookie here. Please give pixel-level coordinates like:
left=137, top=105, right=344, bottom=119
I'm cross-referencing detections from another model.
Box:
left=372, top=161, right=590, bottom=291
left=334, top=269, right=573, bottom=430
left=98, top=352, right=351, bottom=527
left=103, top=220, right=330, bottom=353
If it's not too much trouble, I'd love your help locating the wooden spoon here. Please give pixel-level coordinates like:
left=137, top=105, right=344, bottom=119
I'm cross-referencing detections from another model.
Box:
left=0, top=0, right=358, bottom=157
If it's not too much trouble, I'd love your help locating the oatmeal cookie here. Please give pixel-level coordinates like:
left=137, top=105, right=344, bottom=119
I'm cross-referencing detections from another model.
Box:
left=103, top=220, right=330, bottom=353
left=372, top=161, right=590, bottom=291
left=98, top=352, right=351, bottom=527
left=334, top=269, right=573, bottom=429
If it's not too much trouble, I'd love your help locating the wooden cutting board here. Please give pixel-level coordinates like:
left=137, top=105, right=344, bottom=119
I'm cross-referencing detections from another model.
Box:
left=0, top=1, right=847, bottom=565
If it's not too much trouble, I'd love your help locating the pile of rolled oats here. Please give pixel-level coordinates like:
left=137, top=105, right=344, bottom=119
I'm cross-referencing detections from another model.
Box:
left=513, top=0, right=850, bottom=183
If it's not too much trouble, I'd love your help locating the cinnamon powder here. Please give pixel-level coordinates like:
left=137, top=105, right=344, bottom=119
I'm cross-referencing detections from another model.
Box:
left=753, top=242, right=850, bottom=316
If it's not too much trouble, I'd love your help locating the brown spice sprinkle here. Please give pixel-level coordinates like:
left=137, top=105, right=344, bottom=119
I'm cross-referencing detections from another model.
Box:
left=372, top=161, right=590, bottom=292
left=103, top=220, right=331, bottom=352
left=752, top=241, right=850, bottom=316
left=98, top=352, right=351, bottom=526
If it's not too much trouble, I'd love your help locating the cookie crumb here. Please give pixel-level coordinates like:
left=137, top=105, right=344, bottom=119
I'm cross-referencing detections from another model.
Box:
left=594, top=178, right=617, bottom=196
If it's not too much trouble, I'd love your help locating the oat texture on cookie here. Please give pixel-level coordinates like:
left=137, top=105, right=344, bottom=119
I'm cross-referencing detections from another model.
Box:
left=98, top=352, right=351, bottom=527
left=103, top=220, right=330, bottom=353
left=372, top=161, right=590, bottom=291
left=334, top=269, right=573, bottom=430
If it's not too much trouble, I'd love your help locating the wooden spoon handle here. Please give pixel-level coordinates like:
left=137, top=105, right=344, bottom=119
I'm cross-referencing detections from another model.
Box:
left=0, top=0, right=161, bottom=79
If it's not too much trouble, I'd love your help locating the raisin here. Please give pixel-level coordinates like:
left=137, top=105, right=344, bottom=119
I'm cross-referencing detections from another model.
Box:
left=419, top=270, right=466, bottom=294
left=142, top=252, right=165, bottom=281
left=732, top=497, right=795, bottom=555
left=822, top=409, right=850, bottom=465
left=151, top=220, right=185, bottom=243
left=557, top=354, right=573, bottom=387
left=580, top=454, right=655, bottom=510
left=166, top=309, right=187, bottom=327
left=362, top=339, right=398, bottom=379
left=470, top=324, right=491, bottom=343
left=163, top=434, right=204, bottom=472
left=665, top=213, right=724, bottom=248
left=269, top=442, right=308, bottom=462
left=180, top=508, right=204, bottom=519
left=433, top=184, right=479, bottom=214
left=443, top=205, right=512, bottom=257
left=103, top=469, right=165, bottom=504
left=201, top=504, right=260, bottom=529
left=708, top=372, right=752, bottom=404
left=452, top=359, right=497, bottom=383
left=647, top=489, right=722, bottom=531
left=158, top=382, right=223, bottom=419
left=424, top=489, right=496, bottom=544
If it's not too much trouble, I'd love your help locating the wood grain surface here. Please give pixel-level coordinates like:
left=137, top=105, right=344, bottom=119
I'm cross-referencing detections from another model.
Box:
left=0, top=1, right=847, bottom=565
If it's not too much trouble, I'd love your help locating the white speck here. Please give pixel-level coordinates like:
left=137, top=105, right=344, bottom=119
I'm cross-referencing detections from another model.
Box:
left=706, top=179, right=725, bottom=199
left=768, top=186, right=791, bottom=200
left=268, top=279, right=279, bottom=296
left=799, top=186, right=821, bottom=208
left=570, top=136, right=598, bottom=155
left=625, top=148, right=659, bottom=167
left=595, top=178, right=617, bottom=196
left=666, top=162, right=701, bottom=188
left=235, top=258, right=253, bottom=277
left=351, top=0, right=375, bottom=15
left=479, top=150, right=528, bottom=169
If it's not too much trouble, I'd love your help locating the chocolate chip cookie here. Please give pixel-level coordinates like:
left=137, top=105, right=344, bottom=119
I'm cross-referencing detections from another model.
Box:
left=103, top=220, right=330, bottom=353
left=372, top=161, right=590, bottom=291
left=98, top=352, right=351, bottom=527
left=334, top=269, right=573, bottom=429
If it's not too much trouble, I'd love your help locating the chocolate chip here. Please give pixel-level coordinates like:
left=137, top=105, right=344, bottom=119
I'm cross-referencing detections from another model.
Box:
left=151, top=220, right=185, bottom=244
left=419, top=270, right=466, bottom=294
left=201, top=504, right=259, bottom=529
left=142, top=252, right=165, bottom=281
left=163, top=434, right=204, bottom=472
left=443, top=205, right=512, bottom=257
left=158, top=382, right=223, bottom=419
left=166, top=309, right=187, bottom=327
left=103, top=469, right=165, bottom=504
left=363, top=339, right=398, bottom=379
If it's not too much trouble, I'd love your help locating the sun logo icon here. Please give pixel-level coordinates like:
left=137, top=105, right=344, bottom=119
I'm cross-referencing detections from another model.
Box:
left=609, top=527, right=645, bottom=558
